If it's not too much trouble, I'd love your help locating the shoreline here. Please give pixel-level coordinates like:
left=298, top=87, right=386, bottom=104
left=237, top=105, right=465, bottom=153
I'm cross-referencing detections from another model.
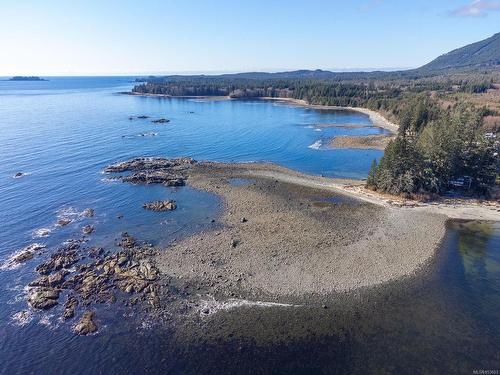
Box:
left=258, top=97, right=400, bottom=133
left=201, top=161, right=500, bottom=221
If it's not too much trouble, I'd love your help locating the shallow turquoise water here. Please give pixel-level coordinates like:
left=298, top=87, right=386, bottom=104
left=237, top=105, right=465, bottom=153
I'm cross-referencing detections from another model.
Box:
left=0, top=77, right=498, bottom=374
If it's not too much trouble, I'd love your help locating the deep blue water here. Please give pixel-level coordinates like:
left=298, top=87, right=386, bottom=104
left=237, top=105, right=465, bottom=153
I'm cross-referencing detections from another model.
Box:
left=0, top=77, right=499, bottom=374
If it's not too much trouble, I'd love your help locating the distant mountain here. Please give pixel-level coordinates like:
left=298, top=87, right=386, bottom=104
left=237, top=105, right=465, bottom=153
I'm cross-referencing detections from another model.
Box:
left=417, top=32, right=500, bottom=73
left=141, top=69, right=398, bottom=83
left=138, top=33, right=500, bottom=85
left=216, top=69, right=344, bottom=79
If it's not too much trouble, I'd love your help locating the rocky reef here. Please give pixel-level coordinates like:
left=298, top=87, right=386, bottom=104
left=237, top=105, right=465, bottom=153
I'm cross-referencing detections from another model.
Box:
left=151, top=118, right=170, bottom=124
left=1, top=243, right=47, bottom=270
left=104, top=157, right=195, bottom=187
left=12, top=243, right=46, bottom=264
left=143, top=200, right=177, bottom=211
left=74, top=311, right=98, bottom=335
left=82, top=225, right=94, bottom=235
left=23, top=231, right=161, bottom=335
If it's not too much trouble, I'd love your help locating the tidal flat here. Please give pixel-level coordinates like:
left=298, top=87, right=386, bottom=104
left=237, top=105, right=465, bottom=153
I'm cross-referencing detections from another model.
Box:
left=149, top=159, right=447, bottom=298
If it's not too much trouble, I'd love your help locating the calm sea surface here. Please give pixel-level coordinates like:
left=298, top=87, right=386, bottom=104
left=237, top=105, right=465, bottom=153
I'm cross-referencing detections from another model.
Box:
left=0, top=77, right=498, bottom=374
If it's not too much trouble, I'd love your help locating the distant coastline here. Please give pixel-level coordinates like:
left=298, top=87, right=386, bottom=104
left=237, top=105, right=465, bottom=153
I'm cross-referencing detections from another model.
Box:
left=7, top=76, right=48, bottom=81
left=258, top=97, right=400, bottom=133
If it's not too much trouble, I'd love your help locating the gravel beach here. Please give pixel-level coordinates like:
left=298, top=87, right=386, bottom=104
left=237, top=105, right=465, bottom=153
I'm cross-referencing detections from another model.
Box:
left=156, top=162, right=447, bottom=298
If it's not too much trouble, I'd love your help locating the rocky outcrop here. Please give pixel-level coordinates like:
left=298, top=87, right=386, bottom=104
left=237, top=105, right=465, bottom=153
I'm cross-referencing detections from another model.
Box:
left=57, top=219, right=72, bottom=226
left=129, top=115, right=150, bottom=120
left=35, top=244, right=80, bottom=275
left=143, top=200, right=177, bottom=211
left=104, top=157, right=195, bottom=173
left=122, top=171, right=186, bottom=186
left=151, top=118, right=170, bottom=124
left=29, top=270, right=68, bottom=288
left=82, top=225, right=94, bottom=235
left=11, top=243, right=46, bottom=264
left=63, top=295, right=78, bottom=319
left=74, top=311, right=97, bottom=335
left=104, top=157, right=194, bottom=187
left=24, top=227, right=161, bottom=333
left=119, top=232, right=136, bottom=249
left=59, top=235, right=160, bottom=306
left=27, top=287, right=60, bottom=309
left=82, top=208, right=94, bottom=217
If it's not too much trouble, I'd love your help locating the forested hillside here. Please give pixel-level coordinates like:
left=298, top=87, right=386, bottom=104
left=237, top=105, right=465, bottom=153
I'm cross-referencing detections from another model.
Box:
left=131, top=34, right=500, bottom=198
left=418, top=32, right=500, bottom=73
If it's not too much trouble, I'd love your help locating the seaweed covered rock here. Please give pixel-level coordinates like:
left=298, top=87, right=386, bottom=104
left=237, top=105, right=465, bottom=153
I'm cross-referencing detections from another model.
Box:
left=122, top=171, right=186, bottom=186
left=82, top=225, right=94, bottom=235
left=151, top=118, right=170, bottom=124
left=25, top=231, right=161, bottom=331
left=103, top=157, right=194, bottom=187
left=27, top=287, right=60, bottom=309
left=35, top=244, right=80, bottom=275
left=11, top=243, right=46, bottom=264
left=63, top=295, right=79, bottom=319
left=82, top=208, right=95, bottom=217
left=143, top=200, right=177, bottom=211
left=104, top=157, right=195, bottom=173
left=74, top=311, right=98, bottom=335
left=29, top=270, right=68, bottom=288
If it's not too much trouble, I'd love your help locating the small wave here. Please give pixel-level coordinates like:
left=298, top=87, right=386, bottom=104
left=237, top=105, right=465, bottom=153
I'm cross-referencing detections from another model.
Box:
left=138, top=132, right=158, bottom=137
left=197, top=297, right=300, bottom=317
left=57, top=206, right=94, bottom=222
left=6, top=285, right=27, bottom=305
left=137, top=319, right=155, bottom=331
left=33, top=227, right=52, bottom=238
left=0, top=243, right=47, bottom=271
left=0, top=260, right=21, bottom=271
left=12, top=172, right=31, bottom=179
left=12, top=310, right=33, bottom=327
left=314, top=128, right=322, bottom=132
left=100, top=177, right=120, bottom=184
left=39, top=313, right=59, bottom=330
left=308, top=140, right=323, bottom=150
left=57, top=206, right=79, bottom=219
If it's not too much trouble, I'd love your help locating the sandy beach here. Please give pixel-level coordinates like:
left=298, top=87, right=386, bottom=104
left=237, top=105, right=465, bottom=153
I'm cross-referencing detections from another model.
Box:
left=330, top=134, right=396, bottom=150
left=259, top=97, right=400, bottom=133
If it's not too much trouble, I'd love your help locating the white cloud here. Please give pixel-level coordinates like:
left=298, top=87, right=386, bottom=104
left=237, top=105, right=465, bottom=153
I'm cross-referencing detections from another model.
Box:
left=450, top=0, right=500, bottom=17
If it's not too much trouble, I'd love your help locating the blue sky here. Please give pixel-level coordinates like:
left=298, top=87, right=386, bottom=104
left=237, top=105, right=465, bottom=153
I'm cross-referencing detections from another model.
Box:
left=0, top=0, right=499, bottom=75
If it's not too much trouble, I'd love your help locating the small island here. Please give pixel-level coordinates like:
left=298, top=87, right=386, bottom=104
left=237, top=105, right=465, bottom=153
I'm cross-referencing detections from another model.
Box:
left=8, top=76, right=48, bottom=81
